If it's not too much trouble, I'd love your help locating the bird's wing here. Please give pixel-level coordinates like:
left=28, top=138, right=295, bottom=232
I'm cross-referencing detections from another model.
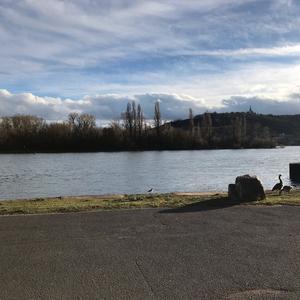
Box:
left=272, top=183, right=281, bottom=190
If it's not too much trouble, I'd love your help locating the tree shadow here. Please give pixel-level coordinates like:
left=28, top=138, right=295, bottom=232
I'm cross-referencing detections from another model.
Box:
left=160, top=196, right=239, bottom=214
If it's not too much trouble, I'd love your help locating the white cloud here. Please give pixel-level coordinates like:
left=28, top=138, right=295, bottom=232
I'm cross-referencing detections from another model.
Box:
left=1, top=89, right=300, bottom=122
left=179, top=44, right=300, bottom=58
left=220, top=95, right=300, bottom=115
left=0, top=89, right=208, bottom=120
left=92, top=61, right=300, bottom=106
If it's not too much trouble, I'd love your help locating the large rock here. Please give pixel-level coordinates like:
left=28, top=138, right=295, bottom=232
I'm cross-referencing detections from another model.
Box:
left=228, top=183, right=239, bottom=201
left=228, top=175, right=265, bottom=202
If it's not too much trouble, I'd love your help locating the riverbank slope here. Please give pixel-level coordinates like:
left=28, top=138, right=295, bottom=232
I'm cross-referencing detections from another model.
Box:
left=0, top=191, right=299, bottom=215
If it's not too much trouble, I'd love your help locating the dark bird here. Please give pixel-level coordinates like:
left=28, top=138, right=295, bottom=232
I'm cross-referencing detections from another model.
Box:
left=272, top=174, right=283, bottom=191
left=279, top=185, right=293, bottom=195
left=147, top=188, right=153, bottom=193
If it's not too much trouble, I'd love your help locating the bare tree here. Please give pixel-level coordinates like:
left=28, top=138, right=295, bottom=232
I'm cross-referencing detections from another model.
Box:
left=242, top=114, right=247, bottom=143
left=132, top=101, right=137, bottom=139
left=202, top=113, right=213, bottom=144
left=137, top=104, right=144, bottom=138
left=189, top=108, right=194, bottom=135
left=125, top=102, right=133, bottom=138
left=232, top=116, right=242, bottom=146
left=68, top=112, right=79, bottom=128
left=154, top=100, right=162, bottom=136
left=9, top=115, right=44, bottom=134
left=78, top=114, right=96, bottom=130
left=68, top=112, right=96, bottom=134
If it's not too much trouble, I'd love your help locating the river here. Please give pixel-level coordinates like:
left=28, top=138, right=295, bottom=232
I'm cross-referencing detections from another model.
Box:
left=0, top=147, right=299, bottom=200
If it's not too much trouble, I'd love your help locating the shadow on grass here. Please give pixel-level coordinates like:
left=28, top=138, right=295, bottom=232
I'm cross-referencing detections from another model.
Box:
left=160, top=196, right=238, bottom=213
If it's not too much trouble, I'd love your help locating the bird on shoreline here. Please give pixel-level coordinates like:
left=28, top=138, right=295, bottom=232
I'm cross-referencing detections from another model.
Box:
left=272, top=174, right=283, bottom=192
left=279, top=185, right=293, bottom=195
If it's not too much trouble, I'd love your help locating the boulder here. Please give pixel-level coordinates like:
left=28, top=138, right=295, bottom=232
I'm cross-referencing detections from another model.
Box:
left=228, top=175, right=265, bottom=202
left=228, top=183, right=239, bottom=201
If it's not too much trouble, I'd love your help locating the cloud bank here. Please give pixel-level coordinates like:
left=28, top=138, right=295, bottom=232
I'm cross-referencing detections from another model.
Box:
left=1, top=89, right=300, bottom=122
left=0, top=89, right=207, bottom=120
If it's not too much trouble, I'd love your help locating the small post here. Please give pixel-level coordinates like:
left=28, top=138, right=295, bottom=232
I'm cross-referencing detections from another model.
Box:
left=289, top=163, right=300, bottom=182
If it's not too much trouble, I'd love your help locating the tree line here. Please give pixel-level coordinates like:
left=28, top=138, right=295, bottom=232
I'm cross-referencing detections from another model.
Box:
left=0, top=102, right=275, bottom=152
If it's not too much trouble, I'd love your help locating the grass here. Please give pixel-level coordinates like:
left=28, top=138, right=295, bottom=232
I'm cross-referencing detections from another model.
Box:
left=0, top=191, right=299, bottom=216
left=255, top=190, right=300, bottom=206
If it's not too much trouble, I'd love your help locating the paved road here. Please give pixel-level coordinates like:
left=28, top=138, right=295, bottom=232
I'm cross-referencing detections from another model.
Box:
left=0, top=204, right=299, bottom=299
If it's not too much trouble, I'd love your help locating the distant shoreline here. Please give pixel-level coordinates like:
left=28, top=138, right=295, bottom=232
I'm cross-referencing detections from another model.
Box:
left=0, top=145, right=280, bottom=154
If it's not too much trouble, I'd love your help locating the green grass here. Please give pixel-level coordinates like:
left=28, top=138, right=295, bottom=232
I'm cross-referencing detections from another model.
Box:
left=255, top=190, right=300, bottom=206
left=0, top=191, right=299, bottom=215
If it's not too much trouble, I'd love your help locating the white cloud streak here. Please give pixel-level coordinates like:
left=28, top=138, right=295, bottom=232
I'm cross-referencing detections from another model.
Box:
left=179, top=44, right=300, bottom=58
left=1, top=0, right=300, bottom=72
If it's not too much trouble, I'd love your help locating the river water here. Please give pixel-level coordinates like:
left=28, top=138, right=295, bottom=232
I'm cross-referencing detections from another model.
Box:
left=0, top=147, right=299, bottom=200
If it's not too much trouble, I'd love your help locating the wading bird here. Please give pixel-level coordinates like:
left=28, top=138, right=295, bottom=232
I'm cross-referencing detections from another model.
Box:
left=272, top=174, right=283, bottom=192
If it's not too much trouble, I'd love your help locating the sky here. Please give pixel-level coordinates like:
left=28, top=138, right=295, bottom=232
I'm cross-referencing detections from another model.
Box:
left=1, top=0, right=300, bottom=120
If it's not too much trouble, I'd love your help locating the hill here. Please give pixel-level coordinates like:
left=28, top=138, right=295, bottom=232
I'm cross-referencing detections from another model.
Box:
left=169, top=111, right=300, bottom=146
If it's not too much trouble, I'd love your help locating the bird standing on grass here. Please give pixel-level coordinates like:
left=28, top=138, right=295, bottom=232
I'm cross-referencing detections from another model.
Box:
left=272, top=174, right=283, bottom=192
left=279, top=185, right=293, bottom=195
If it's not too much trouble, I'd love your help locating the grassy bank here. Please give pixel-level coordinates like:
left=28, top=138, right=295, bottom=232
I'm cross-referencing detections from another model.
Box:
left=0, top=191, right=299, bottom=215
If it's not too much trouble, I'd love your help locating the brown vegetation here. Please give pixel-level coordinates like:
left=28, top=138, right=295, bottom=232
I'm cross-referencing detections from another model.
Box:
left=0, top=102, right=275, bottom=152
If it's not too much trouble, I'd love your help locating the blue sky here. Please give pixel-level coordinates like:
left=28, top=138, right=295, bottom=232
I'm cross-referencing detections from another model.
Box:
left=1, top=0, right=300, bottom=120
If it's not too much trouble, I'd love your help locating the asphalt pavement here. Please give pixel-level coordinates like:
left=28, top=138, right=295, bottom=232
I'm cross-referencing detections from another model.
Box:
left=0, top=204, right=299, bottom=299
